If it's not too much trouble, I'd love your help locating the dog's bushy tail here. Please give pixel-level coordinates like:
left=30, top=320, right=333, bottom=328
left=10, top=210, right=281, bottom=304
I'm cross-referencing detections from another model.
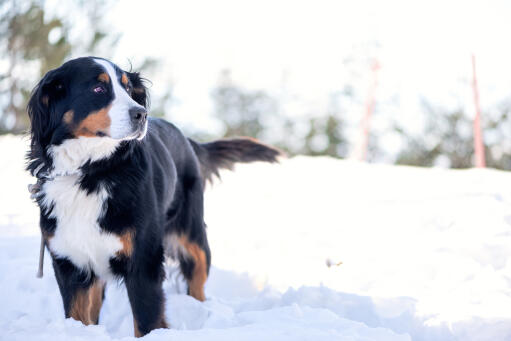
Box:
left=188, top=137, right=282, bottom=185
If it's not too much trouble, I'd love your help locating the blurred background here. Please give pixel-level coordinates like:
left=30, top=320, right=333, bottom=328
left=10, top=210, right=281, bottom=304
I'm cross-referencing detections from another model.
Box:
left=2, top=0, right=511, bottom=169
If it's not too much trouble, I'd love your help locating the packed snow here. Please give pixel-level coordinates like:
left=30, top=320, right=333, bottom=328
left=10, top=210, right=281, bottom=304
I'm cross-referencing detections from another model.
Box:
left=1, top=134, right=511, bottom=340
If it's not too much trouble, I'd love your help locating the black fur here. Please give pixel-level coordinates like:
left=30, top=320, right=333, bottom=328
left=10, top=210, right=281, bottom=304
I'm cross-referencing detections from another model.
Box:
left=26, top=56, right=281, bottom=337
left=189, top=137, right=281, bottom=185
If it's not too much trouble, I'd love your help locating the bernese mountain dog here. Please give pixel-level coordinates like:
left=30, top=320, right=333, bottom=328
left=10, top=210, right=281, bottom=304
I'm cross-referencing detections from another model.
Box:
left=26, top=57, right=280, bottom=337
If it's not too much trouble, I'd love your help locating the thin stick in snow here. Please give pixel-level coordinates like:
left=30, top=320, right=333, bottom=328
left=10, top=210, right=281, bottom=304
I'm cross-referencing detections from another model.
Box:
left=36, top=235, right=45, bottom=278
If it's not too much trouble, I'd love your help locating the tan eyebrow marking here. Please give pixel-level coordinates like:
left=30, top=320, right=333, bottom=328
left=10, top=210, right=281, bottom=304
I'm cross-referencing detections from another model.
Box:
left=98, top=73, right=110, bottom=83
left=121, top=73, right=129, bottom=86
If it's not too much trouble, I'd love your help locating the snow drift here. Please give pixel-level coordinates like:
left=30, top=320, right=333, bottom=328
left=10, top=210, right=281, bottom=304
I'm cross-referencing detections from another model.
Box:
left=1, top=135, right=510, bottom=340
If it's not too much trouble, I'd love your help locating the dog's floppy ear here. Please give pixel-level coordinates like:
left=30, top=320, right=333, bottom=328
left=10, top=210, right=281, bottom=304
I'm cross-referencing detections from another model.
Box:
left=127, top=71, right=149, bottom=108
left=27, top=68, right=67, bottom=144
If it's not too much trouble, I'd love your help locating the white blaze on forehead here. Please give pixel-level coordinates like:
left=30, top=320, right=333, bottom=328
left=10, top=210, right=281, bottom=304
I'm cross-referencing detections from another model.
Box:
left=94, top=58, right=140, bottom=139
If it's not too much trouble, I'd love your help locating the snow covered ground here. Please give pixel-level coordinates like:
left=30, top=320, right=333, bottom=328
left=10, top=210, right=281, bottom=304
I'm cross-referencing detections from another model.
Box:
left=1, top=134, right=511, bottom=340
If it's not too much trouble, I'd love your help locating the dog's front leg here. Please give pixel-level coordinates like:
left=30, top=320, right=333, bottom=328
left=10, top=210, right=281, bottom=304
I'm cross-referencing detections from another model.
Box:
left=52, top=257, right=105, bottom=325
left=125, top=245, right=168, bottom=337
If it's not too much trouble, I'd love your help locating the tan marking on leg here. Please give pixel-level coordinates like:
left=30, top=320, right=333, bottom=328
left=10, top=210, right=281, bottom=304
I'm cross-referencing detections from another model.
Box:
left=133, top=315, right=167, bottom=338
left=178, top=236, right=207, bottom=301
left=98, top=72, right=110, bottom=83
left=70, top=280, right=105, bottom=325
left=133, top=318, right=142, bottom=338
left=121, top=73, right=129, bottom=86
left=117, top=229, right=135, bottom=257
left=74, top=104, right=112, bottom=137
left=63, top=110, right=74, bottom=124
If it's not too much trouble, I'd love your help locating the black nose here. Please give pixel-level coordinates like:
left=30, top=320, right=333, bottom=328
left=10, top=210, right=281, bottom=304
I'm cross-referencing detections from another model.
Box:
left=129, top=107, right=147, bottom=124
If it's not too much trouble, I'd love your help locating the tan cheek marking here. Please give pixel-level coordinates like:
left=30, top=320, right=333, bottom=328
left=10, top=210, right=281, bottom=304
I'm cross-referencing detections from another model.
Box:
left=121, top=73, right=128, bottom=86
left=74, top=104, right=112, bottom=137
left=98, top=72, right=110, bottom=83
left=70, top=280, right=105, bottom=325
left=117, top=229, right=135, bottom=257
left=42, top=95, right=49, bottom=106
left=63, top=110, right=74, bottom=124
left=132, top=87, right=144, bottom=94
left=178, top=236, right=207, bottom=302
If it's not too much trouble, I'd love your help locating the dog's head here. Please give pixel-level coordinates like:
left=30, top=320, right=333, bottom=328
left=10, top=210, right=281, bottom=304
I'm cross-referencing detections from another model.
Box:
left=28, top=57, right=148, bottom=143
left=27, top=57, right=149, bottom=175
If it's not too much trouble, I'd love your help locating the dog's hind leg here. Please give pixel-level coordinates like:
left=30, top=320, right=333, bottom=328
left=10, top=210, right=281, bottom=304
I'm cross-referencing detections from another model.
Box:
left=169, top=175, right=211, bottom=302
left=176, top=234, right=211, bottom=302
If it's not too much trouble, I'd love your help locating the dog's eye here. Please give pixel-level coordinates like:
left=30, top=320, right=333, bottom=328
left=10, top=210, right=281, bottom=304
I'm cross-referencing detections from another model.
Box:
left=93, top=85, right=106, bottom=94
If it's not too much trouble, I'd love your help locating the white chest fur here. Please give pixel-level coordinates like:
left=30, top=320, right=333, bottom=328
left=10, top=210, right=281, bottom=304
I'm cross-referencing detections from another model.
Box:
left=42, top=174, right=122, bottom=279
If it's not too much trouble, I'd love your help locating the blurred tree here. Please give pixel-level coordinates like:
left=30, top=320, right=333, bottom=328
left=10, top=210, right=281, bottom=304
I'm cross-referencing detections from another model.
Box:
left=0, top=0, right=118, bottom=133
left=211, top=70, right=275, bottom=138
left=395, top=102, right=473, bottom=168
left=394, top=100, right=511, bottom=170
left=148, top=87, right=173, bottom=120
left=483, top=100, right=511, bottom=170
left=302, top=93, right=348, bottom=158
left=211, top=71, right=350, bottom=158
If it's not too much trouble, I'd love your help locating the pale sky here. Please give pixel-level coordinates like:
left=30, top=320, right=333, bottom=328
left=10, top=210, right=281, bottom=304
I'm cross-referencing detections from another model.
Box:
left=51, top=0, right=511, bottom=153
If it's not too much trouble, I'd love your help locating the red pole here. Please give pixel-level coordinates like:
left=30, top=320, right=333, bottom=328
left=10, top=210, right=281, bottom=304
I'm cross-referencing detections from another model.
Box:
left=471, top=54, right=486, bottom=168
left=357, top=60, right=380, bottom=161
